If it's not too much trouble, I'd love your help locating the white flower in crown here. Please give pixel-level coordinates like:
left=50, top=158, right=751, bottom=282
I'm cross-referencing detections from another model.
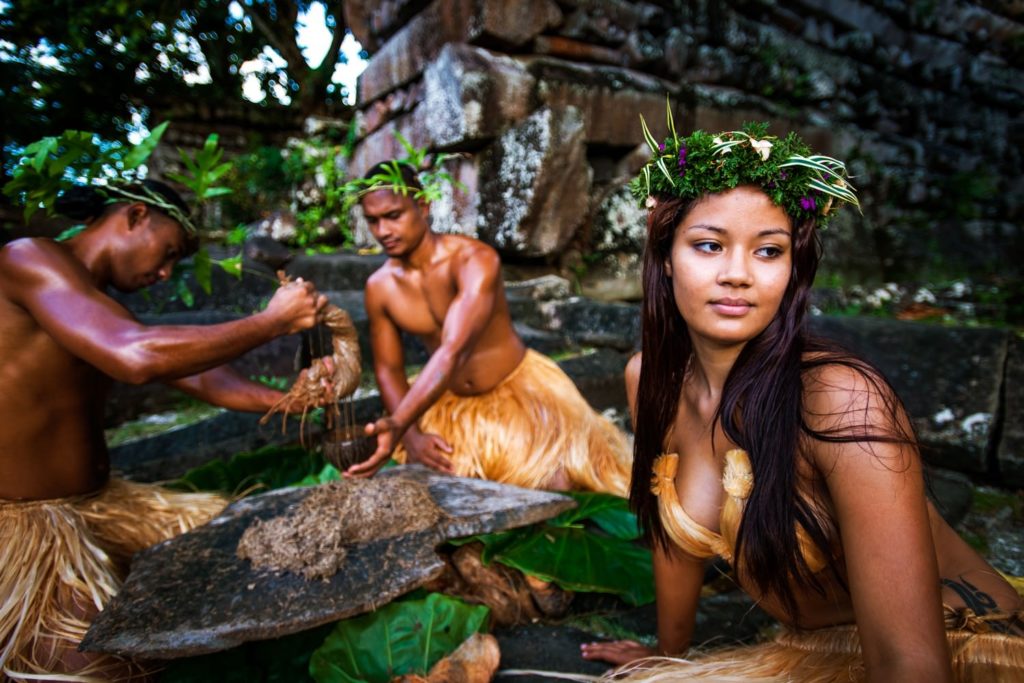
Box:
left=749, top=138, right=773, bottom=161
left=645, top=195, right=658, bottom=209
left=713, top=136, right=731, bottom=154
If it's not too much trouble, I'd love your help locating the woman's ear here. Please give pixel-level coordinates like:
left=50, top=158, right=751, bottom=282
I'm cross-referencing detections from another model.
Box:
left=663, top=257, right=672, bottom=278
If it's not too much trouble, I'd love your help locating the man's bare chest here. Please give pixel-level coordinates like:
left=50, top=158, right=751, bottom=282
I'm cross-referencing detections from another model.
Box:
left=386, top=273, right=457, bottom=337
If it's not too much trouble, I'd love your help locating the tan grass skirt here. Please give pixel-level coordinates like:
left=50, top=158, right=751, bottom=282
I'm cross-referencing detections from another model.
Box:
left=0, top=479, right=227, bottom=682
left=605, top=607, right=1024, bottom=682
left=393, top=350, right=632, bottom=496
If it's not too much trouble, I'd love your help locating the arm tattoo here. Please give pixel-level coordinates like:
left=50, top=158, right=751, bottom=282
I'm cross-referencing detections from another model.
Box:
left=941, top=575, right=997, bottom=614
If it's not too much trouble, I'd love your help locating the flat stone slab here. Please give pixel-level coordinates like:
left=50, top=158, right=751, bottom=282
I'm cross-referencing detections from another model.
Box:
left=81, top=465, right=574, bottom=659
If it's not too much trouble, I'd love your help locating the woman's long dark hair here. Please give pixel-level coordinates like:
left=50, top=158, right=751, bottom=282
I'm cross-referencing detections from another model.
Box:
left=630, top=192, right=916, bottom=623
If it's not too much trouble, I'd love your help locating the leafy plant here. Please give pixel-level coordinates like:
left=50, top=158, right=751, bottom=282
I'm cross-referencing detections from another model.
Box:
left=167, top=133, right=234, bottom=202
left=171, top=443, right=327, bottom=496
left=2, top=122, right=168, bottom=223
left=308, top=593, right=489, bottom=683
left=452, top=492, right=654, bottom=606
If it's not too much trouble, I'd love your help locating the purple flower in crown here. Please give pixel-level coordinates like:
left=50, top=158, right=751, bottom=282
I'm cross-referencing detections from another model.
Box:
left=659, top=142, right=666, bottom=153
left=799, top=196, right=816, bottom=212
left=779, top=170, right=788, bottom=180
left=678, top=142, right=688, bottom=173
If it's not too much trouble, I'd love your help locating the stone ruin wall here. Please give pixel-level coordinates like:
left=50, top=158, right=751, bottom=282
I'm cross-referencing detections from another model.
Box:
left=342, top=0, right=1023, bottom=299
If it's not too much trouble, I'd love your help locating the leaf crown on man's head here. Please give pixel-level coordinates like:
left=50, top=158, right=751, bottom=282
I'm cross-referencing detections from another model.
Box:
left=341, top=131, right=464, bottom=208
left=631, top=104, right=859, bottom=226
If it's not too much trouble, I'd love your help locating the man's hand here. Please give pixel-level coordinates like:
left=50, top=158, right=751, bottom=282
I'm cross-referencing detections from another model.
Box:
left=344, top=416, right=401, bottom=479
left=263, top=276, right=327, bottom=336
left=402, top=428, right=454, bottom=474
left=580, top=640, right=657, bottom=666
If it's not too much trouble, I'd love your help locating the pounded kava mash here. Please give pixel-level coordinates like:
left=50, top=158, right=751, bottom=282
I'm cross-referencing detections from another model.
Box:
left=236, top=478, right=443, bottom=580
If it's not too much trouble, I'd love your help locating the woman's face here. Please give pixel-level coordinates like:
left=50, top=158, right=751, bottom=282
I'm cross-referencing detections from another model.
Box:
left=665, top=185, right=793, bottom=348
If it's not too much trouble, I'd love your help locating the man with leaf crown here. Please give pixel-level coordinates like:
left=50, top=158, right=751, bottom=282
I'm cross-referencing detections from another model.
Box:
left=0, top=125, right=330, bottom=680
left=341, top=146, right=633, bottom=498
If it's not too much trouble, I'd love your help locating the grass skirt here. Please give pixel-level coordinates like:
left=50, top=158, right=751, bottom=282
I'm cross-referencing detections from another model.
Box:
left=606, top=607, right=1024, bottom=682
left=393, top=350, right=632, bottom=496
left=0, top=479, right=227, bottom=682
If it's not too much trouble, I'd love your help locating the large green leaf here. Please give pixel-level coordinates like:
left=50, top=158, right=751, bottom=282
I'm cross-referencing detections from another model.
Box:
left=452, top=492, right=651, bottom=605
left=484, top=525, right=653, bottom=606
left=121, top=120, right=168, bottom=170
left=550, top=492, right=639, bottom=538
left=309, top=593, right=489, bottom=683
left=172, top=444, right=326, bottom=496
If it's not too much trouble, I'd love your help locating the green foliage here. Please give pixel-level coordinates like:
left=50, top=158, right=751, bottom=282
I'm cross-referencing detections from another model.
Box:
left=0, top=1, right=354, bottom=154
left=452, top=492, right=654, bottom=606
left=168, top=134, right=235, bottom=202
left=309, top=593, right=489, bottom=683
left=171, top=443, right=327, bottom=497
left=2, top=122, right=168, bottom=223
left=222, top=122, right=357, bottom=249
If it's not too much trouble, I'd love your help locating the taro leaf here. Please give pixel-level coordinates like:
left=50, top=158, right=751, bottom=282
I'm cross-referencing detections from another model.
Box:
left=309, top=593, right=489, bottom=683
left=294, top=463, right=343, bottom=487
left=559, top=492, right=641, bottom=541
left=483, top=525, right=653, bottom=606
left=452, top=492, right=650, bottom=604
left=172, top=444, right=325, bottom=496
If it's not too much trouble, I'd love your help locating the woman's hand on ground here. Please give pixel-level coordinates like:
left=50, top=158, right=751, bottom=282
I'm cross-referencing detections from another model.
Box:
left=580, top=639, right=657, bottom=666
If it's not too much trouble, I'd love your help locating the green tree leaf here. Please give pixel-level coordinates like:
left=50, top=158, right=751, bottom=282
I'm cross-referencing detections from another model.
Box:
left=309, top=593, right=489, bottom=683
left=193, top=247, right=213, bottom=295
left=122, top=120, right=169, bottom=170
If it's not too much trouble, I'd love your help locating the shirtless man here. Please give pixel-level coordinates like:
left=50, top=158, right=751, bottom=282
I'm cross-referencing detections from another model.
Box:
left=0, top=180, right=327, bottom=679
left=345, top=162, right=631, bottom=496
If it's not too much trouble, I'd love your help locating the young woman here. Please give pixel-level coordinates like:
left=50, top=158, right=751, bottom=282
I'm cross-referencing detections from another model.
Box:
left=580, top=122, right=1023, bottom=681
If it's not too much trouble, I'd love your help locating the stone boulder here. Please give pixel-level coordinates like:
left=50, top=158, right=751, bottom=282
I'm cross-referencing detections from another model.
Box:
left=417, top=43, right=536, bottom=148
left=996, top=336, right=1024, bottom=487
left=539, top=298, right=641, bottom=351
left=285, top=252, right=387, bottom=291
left=809, top=316, right=1008, bottom=475
left=477, top=106, right=591, bottom=257
left=528, top=56, right=683, bottom=147
left=356, top=0, right=562, bottom=105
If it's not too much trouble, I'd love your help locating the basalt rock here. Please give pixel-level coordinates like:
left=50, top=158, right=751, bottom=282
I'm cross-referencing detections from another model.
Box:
left=476, top=106, right=590, bottom=257
left=356, top=0, right=561, bottom=105
left=996, top=336, right=1024, bottom=488
left=80, top=466, right=575, bottom=659
left=417, top=43, right=536, bottom=148
left=809, top=316, right=1008, bottom=475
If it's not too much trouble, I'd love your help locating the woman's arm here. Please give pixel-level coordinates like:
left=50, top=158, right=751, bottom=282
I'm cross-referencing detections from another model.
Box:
left=581, top=541, right=705, bottom=664
left=582, top=352, right=705, bottom=665
left=806, top=363, right=953, bottom=683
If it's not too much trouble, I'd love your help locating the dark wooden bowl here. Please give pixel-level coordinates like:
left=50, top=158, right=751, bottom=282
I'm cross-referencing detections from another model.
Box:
left=322, top=426, right=377, bottom=471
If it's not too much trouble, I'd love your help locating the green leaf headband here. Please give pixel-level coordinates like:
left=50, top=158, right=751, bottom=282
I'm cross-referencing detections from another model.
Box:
left=341, top=131, right=464, bottom=206
left=101, top=180, right=199, bottom=235
left=631, top=103, right=859, bottom=226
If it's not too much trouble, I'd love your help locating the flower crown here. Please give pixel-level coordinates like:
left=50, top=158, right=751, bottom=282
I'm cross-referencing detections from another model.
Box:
left=630, top=104, right=859, bottom=225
